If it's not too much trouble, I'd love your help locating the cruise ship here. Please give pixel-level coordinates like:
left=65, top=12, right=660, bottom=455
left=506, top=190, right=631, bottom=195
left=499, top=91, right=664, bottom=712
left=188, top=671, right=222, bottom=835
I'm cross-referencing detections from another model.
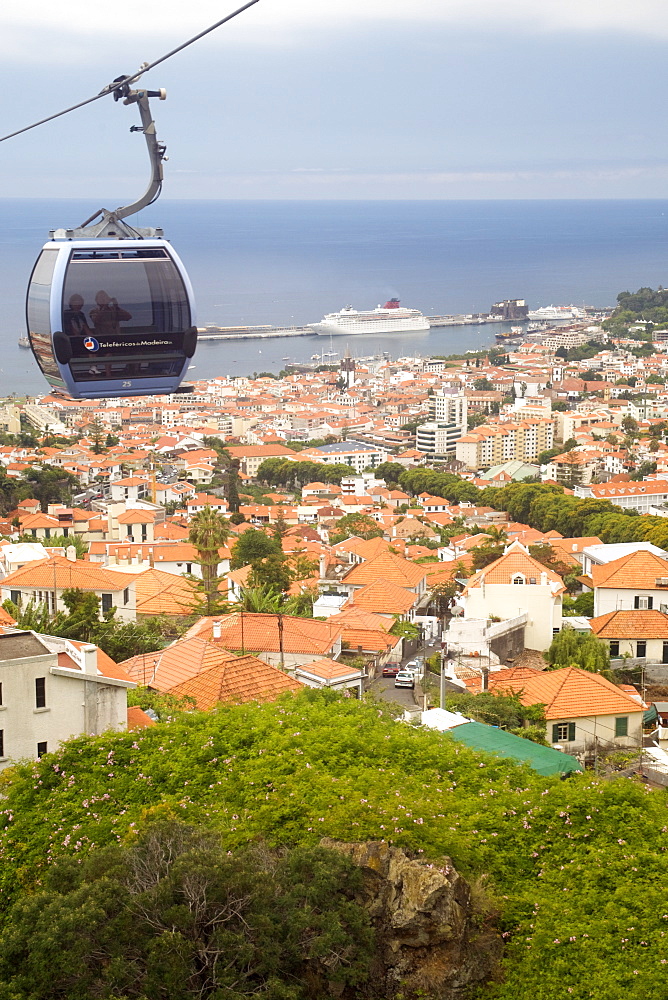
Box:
left=526, top=305, right=586, bottom=321
left=312, top=299, right=430, bottom=336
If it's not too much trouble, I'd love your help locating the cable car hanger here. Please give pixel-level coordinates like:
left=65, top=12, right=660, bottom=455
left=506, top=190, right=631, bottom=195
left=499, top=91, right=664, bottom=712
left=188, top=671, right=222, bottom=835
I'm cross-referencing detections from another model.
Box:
left=21, top=1, right=261, bottom=401
left=52, top=81, right=169, bottom=241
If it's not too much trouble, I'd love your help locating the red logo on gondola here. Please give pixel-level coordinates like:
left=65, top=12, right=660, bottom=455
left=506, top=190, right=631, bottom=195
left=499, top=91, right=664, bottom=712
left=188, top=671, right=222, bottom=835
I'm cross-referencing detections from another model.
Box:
left=84, top=337, right=99, bottom=352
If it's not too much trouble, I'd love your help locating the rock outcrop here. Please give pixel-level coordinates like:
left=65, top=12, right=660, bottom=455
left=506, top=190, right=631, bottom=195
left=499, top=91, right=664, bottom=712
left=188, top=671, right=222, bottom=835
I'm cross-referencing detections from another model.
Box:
left=321, top=838, right=500, bottom=998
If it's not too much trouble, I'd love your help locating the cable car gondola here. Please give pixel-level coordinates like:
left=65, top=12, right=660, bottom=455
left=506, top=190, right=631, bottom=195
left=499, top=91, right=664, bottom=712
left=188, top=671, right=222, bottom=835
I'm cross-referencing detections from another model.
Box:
left=26, top=81, right=197, bottom=399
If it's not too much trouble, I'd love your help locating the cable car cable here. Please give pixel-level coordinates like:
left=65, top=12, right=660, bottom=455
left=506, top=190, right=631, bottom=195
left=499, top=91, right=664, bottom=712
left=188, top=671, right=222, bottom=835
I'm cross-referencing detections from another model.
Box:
left=0, top=0, right=260, bottom=144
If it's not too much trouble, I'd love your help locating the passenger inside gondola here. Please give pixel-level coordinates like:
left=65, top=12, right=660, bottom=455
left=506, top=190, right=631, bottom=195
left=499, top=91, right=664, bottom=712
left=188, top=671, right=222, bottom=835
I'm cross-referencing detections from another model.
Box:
left=89, top=290, right=132, bottom=336
left=63, top=294, right=92, bottom=337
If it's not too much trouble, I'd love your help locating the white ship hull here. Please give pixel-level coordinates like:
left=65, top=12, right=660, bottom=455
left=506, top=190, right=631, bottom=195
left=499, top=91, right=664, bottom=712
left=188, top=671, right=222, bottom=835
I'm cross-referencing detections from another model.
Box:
left=527, top=305, right=585, bottom=321
left=313, top=305, right=430, bottom=336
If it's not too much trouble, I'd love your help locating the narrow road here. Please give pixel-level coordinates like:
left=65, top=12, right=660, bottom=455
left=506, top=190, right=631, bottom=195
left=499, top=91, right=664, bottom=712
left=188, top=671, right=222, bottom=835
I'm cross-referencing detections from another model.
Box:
left=369, top=674, right=420, bottom=711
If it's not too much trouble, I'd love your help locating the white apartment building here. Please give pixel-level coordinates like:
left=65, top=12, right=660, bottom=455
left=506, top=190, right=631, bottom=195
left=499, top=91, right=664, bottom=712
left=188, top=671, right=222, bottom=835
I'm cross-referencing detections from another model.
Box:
left=417, top=391, right=468, bottom=457
left=417, top=421, right=465, bottom=457
left=456, top=418, right=554, bottom=471
left=428, top=390, right=468, bottom=426
left=574, top=481, right=668, bottom=514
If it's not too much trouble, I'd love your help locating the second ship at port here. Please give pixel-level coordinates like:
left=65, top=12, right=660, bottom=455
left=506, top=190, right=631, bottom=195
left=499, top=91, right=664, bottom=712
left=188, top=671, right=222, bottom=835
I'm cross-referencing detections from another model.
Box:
left=312, top=298, right=430, bottom=336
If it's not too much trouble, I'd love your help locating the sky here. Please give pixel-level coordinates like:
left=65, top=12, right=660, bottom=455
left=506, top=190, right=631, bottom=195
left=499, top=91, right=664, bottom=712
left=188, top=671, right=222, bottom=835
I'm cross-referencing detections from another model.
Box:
left=1, top=0, right=668, bottom=199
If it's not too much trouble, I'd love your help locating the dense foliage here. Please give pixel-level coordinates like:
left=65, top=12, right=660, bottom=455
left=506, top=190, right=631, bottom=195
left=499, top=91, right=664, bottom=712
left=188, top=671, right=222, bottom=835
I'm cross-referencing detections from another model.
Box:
left=546, top=629, right=611, bottom=676
left=0, top=463, right=80, bottom=515
left=395, top=474, right=668, bottom=549
left=256, top=458, right=356, bottom=489
left=2, top=588, right=177, bottom=659
left=0, top=692, right=666, bottom=998
left=0, top=823, right=372, bottom=1000
left=603, top=286, right=668, bottom=336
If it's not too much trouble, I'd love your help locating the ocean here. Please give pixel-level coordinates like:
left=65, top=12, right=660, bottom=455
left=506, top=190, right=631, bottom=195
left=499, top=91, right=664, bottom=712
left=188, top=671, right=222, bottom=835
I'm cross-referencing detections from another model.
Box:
left=3, top=198, right=668, bottom=395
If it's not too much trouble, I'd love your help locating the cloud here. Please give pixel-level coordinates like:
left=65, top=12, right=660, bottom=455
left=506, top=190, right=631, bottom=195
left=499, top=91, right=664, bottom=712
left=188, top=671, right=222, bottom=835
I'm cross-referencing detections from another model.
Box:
left=3, top=0, right=668, bottom=53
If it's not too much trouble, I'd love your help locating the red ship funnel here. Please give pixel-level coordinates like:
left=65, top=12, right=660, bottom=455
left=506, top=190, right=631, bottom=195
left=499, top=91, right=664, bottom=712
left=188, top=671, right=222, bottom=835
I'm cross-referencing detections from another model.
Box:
left=383, top=298, right=400, bottom=309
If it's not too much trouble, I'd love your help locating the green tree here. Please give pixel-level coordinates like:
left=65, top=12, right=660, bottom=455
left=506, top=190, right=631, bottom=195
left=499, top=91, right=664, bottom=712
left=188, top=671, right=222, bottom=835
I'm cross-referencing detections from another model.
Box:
left=562, top=591, right=595, bottom=617
left=249, top=551, right=294, bottom=593
left=546, top=628, right=611, bottom=675
left=188, top=508, right=231, bottom=616
left=329, top=513, right=384, bottom=544
left=89, top=416, right=106, bottom=454
left=0, top=822, right=374, bottom=1000
left=373, top=462, right=402, bottom=485
left=230, top=529, right=280, bottom=570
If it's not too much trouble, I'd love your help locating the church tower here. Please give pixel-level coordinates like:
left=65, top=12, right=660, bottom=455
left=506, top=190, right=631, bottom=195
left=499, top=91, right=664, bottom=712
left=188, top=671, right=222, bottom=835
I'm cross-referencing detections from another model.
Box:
left=340, top=345, right=355, bottom=389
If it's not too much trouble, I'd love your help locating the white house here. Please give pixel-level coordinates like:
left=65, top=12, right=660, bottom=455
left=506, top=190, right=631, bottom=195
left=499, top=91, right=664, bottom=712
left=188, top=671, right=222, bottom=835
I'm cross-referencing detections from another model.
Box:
left=0, top=630, right=134, bottom=769
left=488, top=664, right=644, bottom=757
left=591, top=548, right=668, bottom=617
left=461, top=541, right=565, bottom=651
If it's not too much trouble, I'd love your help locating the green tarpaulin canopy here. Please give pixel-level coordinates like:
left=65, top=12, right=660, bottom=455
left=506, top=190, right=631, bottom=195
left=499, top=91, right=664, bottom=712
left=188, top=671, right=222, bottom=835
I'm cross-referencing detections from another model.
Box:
left=447, top=721, right=582, bottom=777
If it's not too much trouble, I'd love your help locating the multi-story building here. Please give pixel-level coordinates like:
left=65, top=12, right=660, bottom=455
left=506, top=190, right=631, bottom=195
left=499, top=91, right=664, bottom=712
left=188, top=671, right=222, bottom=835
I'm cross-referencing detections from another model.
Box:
left=544, top=450, right=598, bottom=486
left=416, top=421, right=466, bottom=458
left=542, top=327, right=606, bottom=351
left=300, top=441, right=388, bottom=474
left=428, top=390, right=467, bottom=427
left=418, top=391, right=468, bottom=457
left=456, top=417, right=554, bottom=471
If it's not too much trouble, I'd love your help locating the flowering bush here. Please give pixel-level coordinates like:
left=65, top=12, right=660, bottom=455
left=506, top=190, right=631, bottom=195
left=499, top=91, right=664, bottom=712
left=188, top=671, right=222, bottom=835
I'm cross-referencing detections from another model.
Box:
left=0, top=689, right=665, bottom=998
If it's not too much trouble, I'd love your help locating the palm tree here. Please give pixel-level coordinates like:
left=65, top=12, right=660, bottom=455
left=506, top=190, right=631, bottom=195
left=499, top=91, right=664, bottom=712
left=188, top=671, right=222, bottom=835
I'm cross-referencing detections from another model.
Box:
left=188, top=508, right=231, bottom=615
left=238, top=585, right=284, bottom=613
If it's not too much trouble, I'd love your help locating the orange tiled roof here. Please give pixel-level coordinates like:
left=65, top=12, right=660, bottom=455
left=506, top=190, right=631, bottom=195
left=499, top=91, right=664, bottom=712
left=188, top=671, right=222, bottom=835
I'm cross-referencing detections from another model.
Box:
left=120, top=636, right=301, bottom=707
left=1, top=556, right=135, bottom=592
left=464, top=541, right=566, bottom=594
left=168, top=653, right=301, bottom=708
left=185, top=612, right=341, bottom=655
left=296, top=657, right=363, bottom=681
left=590, top=609, right=668, bottom=639
left=488, top=665, right=643, bottom=719
left=327, top=606, right=394, bottom=631
left=343, top=551, right=427, bottom=590
left=592, top=549, right=668, bottom=590
left=346, top=578, right=416, bottom=615
left=134, top=568, right=198, bottom=617
left=127, top=706, right=157, bottom=729
left=334, top=536, right=391, bottom=561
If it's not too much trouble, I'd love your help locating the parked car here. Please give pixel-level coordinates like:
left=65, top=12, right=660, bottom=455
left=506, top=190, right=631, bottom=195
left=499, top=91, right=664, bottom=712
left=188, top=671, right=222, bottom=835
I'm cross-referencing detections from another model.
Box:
left=394, top=671, right=415, bottom=689
left=403, top=659, right=422, bottom=676
left=382, top=664, right=400, bottom=677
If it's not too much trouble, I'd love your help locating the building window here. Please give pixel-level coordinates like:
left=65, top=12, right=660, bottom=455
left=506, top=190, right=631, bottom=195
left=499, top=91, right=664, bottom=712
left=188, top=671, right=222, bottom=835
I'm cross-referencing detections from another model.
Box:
left=552, top=722, right=576, bottom=742
left=634, top=596, right=653, bottom=610
left=609, top=641, right=620, bottom=657
left=10, top=591, right=20, bottom=607
left=0, top=682, right=3, bottom=706
left=512, top=574, right=525, bottom=585
left=35, top=677, right=46, bottom=709
left=615, top=716, right=628, bottom=738
left=101, top=593, right=113, bottom=614
left=636, top=640, right=647, bottom=658
left=37, top=741, right=47, bottom=758
left=123, top=588, right=129, bottom=605
left=0, top=730, right=4, bottom=757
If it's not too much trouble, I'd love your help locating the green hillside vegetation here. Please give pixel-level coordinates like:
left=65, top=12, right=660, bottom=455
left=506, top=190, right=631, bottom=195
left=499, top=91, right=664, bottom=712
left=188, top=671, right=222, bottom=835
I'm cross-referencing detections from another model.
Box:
left=393, top=472, right=668, bottom=549
left=603, top=286, right=668, bottom=336
left=0, top=691, right=666, bottom=999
